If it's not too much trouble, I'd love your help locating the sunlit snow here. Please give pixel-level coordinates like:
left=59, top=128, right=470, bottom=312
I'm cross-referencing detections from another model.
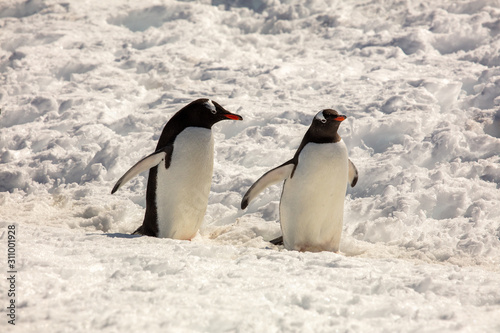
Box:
left=1, top=0, right=500, bottom=332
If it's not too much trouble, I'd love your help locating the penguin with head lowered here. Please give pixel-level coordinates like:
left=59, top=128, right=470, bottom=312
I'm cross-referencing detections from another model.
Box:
left=241, top=109, right=358, bottom=253
left=112, top=99, right=243, bottom=239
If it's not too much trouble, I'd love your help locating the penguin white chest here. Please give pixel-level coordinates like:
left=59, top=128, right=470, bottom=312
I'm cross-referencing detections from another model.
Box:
left=280, top=140, right=348, bottom=252
left=156, top=127, right=214, bottom=239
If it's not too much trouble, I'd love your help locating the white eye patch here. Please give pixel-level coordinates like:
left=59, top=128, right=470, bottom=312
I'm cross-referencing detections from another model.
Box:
left=315, top=111, right=326, bottom=123
left=205, top=100, right=216, bottom=113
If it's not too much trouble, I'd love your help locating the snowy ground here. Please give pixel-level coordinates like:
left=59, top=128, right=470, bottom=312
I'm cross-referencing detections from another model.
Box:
left=1, top=0, right=500, bottom=331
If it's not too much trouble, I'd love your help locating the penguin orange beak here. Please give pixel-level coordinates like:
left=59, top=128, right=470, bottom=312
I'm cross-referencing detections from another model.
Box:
left=223, top=113, right=243, bottom=121
left=334, top=115, right=346, bottom=121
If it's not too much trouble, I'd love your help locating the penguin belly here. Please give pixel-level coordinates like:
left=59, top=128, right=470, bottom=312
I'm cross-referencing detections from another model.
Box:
left=155, top=127, right=214, bottom=239
left=280, top=140, right=348, bottom=252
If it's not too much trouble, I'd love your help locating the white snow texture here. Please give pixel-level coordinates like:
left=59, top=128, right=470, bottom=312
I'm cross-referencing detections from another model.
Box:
left=1, top=0, right=500, bottom=332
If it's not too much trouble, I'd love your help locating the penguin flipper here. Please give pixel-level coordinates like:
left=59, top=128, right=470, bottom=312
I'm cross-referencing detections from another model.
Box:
left=241, top=161, right=294, bottom=209
left=348, top=158, right=358, bottom=187
left=111, top=148, right=171, bottom=194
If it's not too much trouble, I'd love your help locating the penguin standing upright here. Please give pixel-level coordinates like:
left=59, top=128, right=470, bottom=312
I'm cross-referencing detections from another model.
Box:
left=112, top=99, right=243, bottom=239
left=241, top=109, right=358, bottom=252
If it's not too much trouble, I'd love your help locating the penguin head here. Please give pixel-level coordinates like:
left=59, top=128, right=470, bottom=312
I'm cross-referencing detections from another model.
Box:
left=309, top=109, right=346, bottom=142
left=180, top=99, right=243, bottom=128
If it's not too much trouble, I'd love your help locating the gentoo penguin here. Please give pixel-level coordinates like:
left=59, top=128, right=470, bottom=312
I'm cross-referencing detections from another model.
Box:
left=241, top=109, right=358, bottom=252
left=112, top=99, right=243, bottom=239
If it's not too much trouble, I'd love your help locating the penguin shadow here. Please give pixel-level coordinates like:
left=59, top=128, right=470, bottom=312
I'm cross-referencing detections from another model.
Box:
left=102, top=233, right=142, bottom=239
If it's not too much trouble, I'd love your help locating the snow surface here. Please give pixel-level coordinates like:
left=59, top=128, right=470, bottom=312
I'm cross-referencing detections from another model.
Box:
left=1, top=0, right=500, bottom=331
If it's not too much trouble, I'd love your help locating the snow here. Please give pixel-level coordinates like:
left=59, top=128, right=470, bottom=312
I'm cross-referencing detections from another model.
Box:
left=1, top=0, right=500, bottom=331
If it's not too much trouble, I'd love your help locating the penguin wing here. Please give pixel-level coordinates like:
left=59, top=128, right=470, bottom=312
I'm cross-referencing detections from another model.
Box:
left=111, top=146, right=172, bottom=194
left=241, top=161, right=295, bottom=209
left=348, top=158, right=358, bottom=187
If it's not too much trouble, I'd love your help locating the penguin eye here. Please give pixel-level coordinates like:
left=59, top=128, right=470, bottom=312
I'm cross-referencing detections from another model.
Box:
left=211, top=109, right=217, bottom=115
left=320, top=118, right=327, bottom=124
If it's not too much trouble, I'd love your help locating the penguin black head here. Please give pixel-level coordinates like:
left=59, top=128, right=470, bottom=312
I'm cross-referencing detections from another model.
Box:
left=178, top=98, right=243, bottom=129
left=155, top=99, right=243, bottom=149
left=308, top=109, right=346, bottom=143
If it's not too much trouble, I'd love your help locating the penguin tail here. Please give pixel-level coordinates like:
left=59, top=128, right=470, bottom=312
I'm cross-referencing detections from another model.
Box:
left=269, top=236, right=284, bottom=245
left=132, top=225, right=144, bottom=235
